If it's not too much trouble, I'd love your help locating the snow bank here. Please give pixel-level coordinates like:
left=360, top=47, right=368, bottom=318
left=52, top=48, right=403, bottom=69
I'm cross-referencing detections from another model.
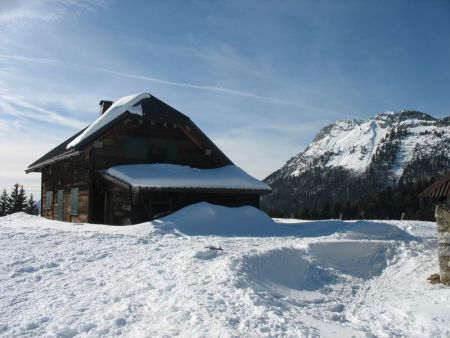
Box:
left=67, top=93, right=151, bottom=149
left=152, top=202, right=285, bottom=237
left=105, top=164, right=271, bottom=191
left=1, top=206, right=415, bottom=241
left=275, top=218, right=414, bottom=240
left=0, top=212, right=154, bottom=236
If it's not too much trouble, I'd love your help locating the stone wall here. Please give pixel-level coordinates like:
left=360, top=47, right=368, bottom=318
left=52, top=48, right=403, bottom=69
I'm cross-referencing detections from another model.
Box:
left=436, top=203, right=450, bottom=285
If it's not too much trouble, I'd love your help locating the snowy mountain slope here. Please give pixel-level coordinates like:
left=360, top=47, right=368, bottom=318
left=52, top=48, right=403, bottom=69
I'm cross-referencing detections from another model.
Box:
left=0, top=207, right=449, bottom=337
left=272, top=111, right=449, bottom=180
left=262, top=111, right=450, bottom=218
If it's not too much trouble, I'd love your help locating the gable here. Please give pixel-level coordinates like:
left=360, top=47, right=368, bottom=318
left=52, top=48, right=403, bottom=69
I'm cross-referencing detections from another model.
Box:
left=91, top=114, right=231, bottom=170
left=26, top=93, right=232, bottom=172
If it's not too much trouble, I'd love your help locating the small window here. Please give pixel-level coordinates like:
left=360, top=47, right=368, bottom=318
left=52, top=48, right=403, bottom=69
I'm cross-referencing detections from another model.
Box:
left=46, top=191, right=53, bottom=210
left=123, top=137, right=148, bottom=159
left=167, top=140, right=179, bottom=161
left=71, top=188, right=79, bottom=215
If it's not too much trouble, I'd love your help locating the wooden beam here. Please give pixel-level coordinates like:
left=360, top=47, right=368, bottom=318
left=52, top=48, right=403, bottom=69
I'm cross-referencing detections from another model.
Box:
left=179, top=124, right=221, bottom=166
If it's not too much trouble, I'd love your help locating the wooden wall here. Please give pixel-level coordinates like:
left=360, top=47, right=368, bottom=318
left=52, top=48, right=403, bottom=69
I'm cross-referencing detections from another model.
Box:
left=41, top=151, right=90, bottom=223
left=90, top=117, right=223, bottom=172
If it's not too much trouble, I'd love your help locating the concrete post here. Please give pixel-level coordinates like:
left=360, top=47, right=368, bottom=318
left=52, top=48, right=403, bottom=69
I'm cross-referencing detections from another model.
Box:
left=436, top=204, right=450, bottom=285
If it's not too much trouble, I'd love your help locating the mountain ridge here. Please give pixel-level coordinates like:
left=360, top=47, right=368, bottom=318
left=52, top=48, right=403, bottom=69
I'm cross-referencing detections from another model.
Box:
left=262, top=110, right=450, bottom=220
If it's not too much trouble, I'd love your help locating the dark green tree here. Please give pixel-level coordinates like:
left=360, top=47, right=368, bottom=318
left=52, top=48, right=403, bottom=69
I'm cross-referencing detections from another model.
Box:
left=25, top=194, right=39, bottom=215
left=0, top=189, right=9, bottom=216
left=8, top=184, right=27, bottom=213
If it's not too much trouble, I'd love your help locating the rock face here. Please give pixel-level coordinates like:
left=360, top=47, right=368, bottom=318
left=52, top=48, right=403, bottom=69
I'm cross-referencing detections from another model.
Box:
left=263, top=111, right=450, bottom=218
left=436, top=204, right=450, bottom=285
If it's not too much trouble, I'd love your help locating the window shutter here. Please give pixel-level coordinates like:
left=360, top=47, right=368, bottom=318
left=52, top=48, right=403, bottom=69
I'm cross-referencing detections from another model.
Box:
left=71, top=188, right=79, bottom=215
left=46, top=191, right=53, bottom=210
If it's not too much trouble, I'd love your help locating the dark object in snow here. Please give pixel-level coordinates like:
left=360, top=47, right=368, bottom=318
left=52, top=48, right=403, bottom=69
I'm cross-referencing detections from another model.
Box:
left=25, top=93, right=270, bottom=225
left=427, top=273, right=441, bottom=284
left=205, top=246, right=223, bottom=251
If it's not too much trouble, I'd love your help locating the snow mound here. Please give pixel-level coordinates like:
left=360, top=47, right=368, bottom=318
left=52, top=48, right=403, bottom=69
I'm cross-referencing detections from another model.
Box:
left=152, top=202, right=287, bottom=237
left=151, top=202, right=416, bottom=239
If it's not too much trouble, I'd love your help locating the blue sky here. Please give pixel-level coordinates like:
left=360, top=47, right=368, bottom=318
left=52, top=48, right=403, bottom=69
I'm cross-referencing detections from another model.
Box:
left=0, top=0, right=449, bottom=198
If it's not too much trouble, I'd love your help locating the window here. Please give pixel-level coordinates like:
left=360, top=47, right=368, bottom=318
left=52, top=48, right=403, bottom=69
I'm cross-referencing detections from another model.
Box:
left=46, top=191, right=53, bottom=210
left=71, top=188, right=79, bottom=215
left=123, top=137, right=148, bottom=159
left=167, top=139, right=179, bottom=161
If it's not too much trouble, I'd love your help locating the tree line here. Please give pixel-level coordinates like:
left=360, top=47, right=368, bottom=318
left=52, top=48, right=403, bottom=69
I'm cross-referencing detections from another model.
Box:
left=0, top=183, right=39, bottom=216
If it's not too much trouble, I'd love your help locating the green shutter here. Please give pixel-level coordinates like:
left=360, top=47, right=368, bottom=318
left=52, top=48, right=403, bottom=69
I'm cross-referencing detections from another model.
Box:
left=123, top=137, right=148, bottom=159
left=71, top=188, right=79, bottom=215
left=167, top=140, right=179, bottom=161
left=46, top=191, right=53, bottom=210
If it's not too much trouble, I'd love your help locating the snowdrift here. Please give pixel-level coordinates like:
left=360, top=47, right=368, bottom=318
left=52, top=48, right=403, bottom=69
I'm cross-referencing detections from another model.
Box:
left=1, top=203, right=416, bottom=240
left=152, top=202, right=415, bottom=239
left=152, top=202, right=284, bottom=237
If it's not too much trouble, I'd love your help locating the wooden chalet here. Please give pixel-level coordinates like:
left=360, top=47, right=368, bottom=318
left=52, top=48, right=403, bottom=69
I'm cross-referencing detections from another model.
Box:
left=26, top=93, right=271, bottom=225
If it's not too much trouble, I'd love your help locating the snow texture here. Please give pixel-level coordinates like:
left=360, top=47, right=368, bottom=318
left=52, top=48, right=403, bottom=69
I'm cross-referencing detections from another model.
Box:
left=0, top=204, right=448, bottom=337
left=105, top=164, right=271, bottom=191
left=67, top=93, right=151, bottom=149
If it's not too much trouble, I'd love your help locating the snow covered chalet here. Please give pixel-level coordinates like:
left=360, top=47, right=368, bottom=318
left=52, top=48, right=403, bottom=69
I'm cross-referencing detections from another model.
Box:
left=26, top=93, right=271, bottom=225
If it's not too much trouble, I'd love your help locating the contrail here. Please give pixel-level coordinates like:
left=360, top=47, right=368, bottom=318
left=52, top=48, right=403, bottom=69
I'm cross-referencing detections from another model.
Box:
left=0, top=53, right=349, bottom=117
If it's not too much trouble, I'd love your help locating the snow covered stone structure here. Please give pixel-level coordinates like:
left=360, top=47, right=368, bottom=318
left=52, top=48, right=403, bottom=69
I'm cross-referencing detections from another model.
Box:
left=26, top=93, right=270, bottom=225
left=421, top=171, right=450, bottom=285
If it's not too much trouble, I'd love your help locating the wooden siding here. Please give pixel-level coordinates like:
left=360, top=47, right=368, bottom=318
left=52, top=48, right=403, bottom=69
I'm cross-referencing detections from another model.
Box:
left=41, top=151, right=90, bottom=223
left=90, top=117, right=222, bottom=172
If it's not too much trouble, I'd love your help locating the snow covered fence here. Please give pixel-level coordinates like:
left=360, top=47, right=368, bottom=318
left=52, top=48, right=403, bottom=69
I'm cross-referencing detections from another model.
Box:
left=436, top=204, right=450, bottom=285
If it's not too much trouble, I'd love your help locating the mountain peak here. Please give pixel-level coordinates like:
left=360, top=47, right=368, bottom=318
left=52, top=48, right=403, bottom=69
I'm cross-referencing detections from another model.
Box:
left=268, top=110, right=449, bottom=181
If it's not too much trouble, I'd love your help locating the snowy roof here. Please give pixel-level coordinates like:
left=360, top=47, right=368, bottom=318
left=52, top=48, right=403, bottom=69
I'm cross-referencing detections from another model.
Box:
left=103, top=164, right=271, bottom=192
left=67, top=93, right=151, bottom=149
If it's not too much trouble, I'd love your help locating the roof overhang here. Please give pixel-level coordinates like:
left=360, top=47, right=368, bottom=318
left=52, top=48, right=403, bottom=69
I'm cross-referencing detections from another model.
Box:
left=101, top=172, right=269, bottom=194
left=25, top=151, right=82, bottom=173
left=420, top=171, right=450, bottom=199
left=99, top=164, right=271, bottom=195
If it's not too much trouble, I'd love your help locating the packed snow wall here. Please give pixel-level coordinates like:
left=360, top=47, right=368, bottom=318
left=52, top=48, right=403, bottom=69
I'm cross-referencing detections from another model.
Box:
left=436, top=203, right=450, bottom=285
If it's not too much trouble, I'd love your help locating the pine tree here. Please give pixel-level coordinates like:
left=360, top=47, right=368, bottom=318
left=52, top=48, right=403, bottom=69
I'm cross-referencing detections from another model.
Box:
left=0, top=189, right=9, bottom=216
left=8, top=184, right=27, bottom=213
left=25, top=194, right=39, bottom=216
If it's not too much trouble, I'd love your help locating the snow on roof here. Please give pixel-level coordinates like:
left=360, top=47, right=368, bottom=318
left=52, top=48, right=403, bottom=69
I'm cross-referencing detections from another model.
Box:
left=104, top=164, right=271, bottom=191
left=66, top=93, right=151, bottom=149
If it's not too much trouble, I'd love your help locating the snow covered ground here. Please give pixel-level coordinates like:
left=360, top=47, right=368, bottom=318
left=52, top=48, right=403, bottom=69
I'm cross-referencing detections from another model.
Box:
left=0, top=203, right=449, bottom=337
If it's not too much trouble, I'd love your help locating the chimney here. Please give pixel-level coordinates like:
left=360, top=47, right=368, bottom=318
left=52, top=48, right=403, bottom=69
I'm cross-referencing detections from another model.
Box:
left=99, top=100, right=113, bottom=115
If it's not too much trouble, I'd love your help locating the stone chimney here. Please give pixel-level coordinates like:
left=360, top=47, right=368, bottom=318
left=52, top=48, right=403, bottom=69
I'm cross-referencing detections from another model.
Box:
left=99, top=100, right=113, bottom=115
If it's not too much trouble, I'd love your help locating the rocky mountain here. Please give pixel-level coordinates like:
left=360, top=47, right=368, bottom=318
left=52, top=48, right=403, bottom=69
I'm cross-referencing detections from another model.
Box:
left=262, top=111, right=450, bottom=220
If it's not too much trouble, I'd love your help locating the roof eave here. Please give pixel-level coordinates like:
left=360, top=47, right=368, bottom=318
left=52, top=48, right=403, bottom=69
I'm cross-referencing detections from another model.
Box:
left=100, top=172, right=271, bottom=194
left=25, top=150, right=82, bottom=173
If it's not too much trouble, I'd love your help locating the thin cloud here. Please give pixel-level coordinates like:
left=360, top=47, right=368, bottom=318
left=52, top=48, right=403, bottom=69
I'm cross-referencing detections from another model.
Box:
left=0, top=0, right=107, bottom=24
left=0, top=93, right=87, bottom=129
left=0, top=53, right=351, bottom=117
